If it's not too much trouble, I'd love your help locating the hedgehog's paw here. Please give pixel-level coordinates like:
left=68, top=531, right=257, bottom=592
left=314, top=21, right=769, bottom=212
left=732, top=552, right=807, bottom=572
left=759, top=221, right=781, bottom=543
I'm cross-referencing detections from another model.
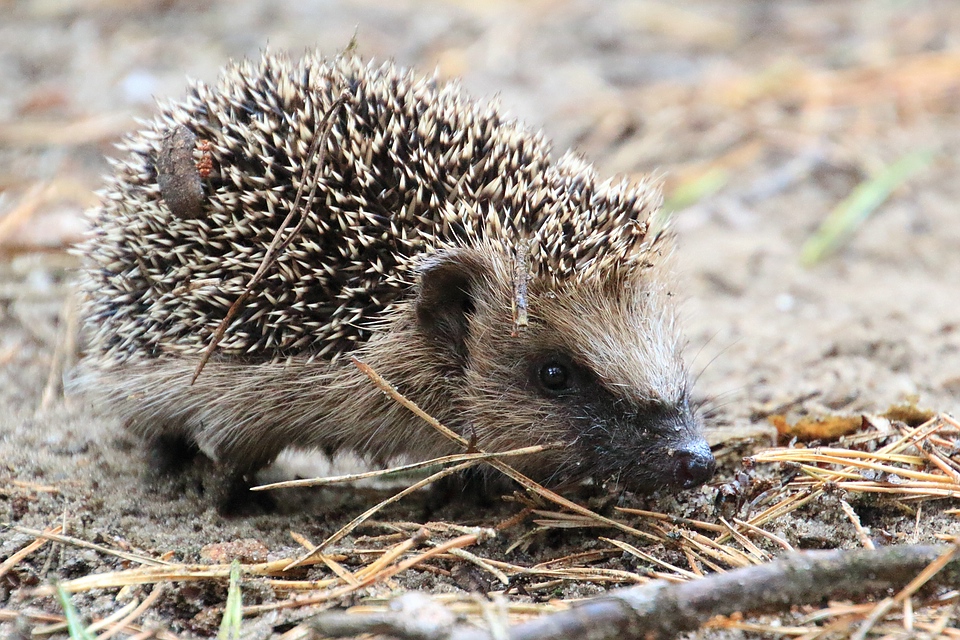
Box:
left=422, top=468, right=517, bottom=517
left=211, top=466, right=278, bottom=517
left=146, top=433, right=201, bottom=475
left=141, top=435, right=275, bottom=515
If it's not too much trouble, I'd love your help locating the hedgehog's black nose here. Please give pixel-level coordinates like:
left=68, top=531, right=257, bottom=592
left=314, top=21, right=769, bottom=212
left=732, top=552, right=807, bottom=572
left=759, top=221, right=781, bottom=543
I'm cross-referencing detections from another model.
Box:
left=674, top=442, right=716, bottom=489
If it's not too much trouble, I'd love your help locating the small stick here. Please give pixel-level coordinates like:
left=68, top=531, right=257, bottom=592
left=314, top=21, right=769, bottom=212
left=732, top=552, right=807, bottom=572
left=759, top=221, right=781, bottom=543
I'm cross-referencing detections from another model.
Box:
left=192, top=92, right=349, bottom=384
left=511, top=240, right=530, bottom=336
left=300, top=544, right=960, bottom=640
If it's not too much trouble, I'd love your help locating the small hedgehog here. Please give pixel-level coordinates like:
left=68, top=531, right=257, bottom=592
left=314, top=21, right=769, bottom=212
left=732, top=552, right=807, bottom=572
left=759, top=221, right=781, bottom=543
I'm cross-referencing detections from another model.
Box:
left=73, top=50, right=715, bottom=510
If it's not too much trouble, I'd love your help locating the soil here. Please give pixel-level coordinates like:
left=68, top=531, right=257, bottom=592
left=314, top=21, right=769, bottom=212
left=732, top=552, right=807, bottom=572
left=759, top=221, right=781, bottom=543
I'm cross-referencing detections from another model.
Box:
left=2, top=1, right=960, bottom=638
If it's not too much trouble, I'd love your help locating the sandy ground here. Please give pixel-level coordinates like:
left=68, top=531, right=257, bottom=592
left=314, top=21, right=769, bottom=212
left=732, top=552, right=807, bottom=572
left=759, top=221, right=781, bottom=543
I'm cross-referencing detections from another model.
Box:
left=2, top=0, right=960, bottom=638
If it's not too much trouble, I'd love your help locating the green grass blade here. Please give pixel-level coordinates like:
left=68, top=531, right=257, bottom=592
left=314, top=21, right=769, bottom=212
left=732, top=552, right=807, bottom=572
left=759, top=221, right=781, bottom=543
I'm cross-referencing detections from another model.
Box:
left=54, top=582, right=95, bottom=640
left=218, top=560, right=243, bottom=640
left=662, top=166, right=730, bottom=214
left=800, top=149, right=933, bottom=266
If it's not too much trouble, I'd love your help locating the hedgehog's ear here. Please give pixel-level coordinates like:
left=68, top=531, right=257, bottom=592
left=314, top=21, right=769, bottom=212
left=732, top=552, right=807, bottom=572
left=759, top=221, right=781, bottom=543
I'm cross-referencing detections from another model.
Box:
left=415, top=250, right=487, bottom=360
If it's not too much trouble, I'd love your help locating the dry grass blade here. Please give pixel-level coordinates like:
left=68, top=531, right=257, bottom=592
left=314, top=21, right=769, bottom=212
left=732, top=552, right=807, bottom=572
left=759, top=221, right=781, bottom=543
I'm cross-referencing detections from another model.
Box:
left=752, top=447, right=951, bottom=483
left=443, top=547, right=511, bottom=586
left=7, top=525, right=169, bottom=567
left=678, top=529, right=755, bottom=568
left=32, top=604, right=132, bottom=638
left=285, top=460, right=476, bottom=569
left=0, top=524, right=63, bottom=580
left=254, top=444, right=555, bottom=491
left=95, top=584, right=165, bottom=640
left=839, top=499, right=875, bottom=550
left=601, top=537, right=698, bottom=580
left=0, top=182, right=49, bottom=243
left=29, top=558, right=300, bottom=596
left=351, top=529, right=431, bottom=582
left=247, top=532, right=488, bottom=614
left=38, top=293, right=78, bottom=412
left=733, top=415, right=955, bottom=542
left=615, top=506, right=726, bottom=533
left=290, top=534, right=360, bottom=586
left=717, top=517, right=771, bottom=562
left=0, top=113, right=134, bottom=146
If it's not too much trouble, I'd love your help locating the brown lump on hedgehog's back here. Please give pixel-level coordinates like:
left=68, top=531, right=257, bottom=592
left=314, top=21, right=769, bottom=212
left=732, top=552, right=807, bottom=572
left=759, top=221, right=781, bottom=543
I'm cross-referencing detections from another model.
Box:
left=73, top=51, right=715, bottom=511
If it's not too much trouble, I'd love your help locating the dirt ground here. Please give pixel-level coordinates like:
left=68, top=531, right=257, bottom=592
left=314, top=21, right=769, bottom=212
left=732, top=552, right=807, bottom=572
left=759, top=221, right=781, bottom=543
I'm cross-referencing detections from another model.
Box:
left=2, top=0, right=960, bottom=638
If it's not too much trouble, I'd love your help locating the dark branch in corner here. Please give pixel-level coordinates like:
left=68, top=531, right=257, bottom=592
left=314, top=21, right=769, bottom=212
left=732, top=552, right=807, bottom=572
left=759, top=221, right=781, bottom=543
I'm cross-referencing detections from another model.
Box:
left=302, top=544, right=958, bottom=640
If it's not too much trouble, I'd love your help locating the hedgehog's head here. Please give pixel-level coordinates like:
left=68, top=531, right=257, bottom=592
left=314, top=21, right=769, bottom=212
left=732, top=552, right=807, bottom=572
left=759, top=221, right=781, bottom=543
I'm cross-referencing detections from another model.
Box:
left=413, top=237, right=715, bottom=493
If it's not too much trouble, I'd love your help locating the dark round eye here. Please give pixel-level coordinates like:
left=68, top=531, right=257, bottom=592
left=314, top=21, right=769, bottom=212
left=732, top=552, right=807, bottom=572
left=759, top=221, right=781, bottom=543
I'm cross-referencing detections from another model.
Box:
left=538, top=361, right=570, bottom=392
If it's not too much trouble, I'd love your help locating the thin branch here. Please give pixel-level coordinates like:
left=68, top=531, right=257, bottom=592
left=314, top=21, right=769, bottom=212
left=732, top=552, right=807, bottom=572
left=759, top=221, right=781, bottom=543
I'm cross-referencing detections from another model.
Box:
left=452, top=544, right=959, bottom=640
left=192, top=92, right=349, bottom=383
left=299, top=544, right=960, bottom=640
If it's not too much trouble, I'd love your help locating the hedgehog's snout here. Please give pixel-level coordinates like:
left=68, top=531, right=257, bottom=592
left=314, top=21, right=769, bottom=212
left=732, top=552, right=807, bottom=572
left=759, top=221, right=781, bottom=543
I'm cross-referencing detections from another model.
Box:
left=661, top=406, right=715, bottom=489
left=671, top=440, right=716, bottom=489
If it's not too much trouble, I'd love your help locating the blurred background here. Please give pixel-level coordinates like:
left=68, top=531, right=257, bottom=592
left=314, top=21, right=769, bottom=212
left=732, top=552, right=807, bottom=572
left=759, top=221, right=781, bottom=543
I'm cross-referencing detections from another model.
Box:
left=3, top=3, right=960, bottom=635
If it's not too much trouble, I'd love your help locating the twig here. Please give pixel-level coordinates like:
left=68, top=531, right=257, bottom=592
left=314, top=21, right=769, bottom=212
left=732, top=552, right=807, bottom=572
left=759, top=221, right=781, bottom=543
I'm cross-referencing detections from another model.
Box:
left=192, top=92, right=349, bottom=383
left=302, top=544, right=960, bottom=640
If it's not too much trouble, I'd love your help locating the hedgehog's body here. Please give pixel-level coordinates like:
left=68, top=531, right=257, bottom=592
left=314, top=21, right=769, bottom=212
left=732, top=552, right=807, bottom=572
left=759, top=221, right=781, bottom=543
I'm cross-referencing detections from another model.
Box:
left=74, top=52, right=714, bottom=509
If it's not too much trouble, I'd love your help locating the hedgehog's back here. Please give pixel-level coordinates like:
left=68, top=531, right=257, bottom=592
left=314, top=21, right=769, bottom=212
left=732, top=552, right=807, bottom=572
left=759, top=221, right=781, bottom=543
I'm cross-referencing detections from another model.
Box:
left=80, top=52, right=553, bottom=365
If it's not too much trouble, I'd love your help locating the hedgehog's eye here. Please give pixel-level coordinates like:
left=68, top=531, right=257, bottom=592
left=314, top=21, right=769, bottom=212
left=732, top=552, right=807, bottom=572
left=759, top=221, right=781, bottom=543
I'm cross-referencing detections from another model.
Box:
left=538, top=360, right=570, bottom=393
left=540, top=362, right=569, bottom=390
left=531, top=353, right=589, bottom=398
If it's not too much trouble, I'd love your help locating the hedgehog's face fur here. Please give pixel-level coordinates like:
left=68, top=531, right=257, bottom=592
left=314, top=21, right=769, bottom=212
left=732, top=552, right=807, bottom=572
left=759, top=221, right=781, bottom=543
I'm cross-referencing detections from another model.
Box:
left=413, top=244, right=715, bottom=493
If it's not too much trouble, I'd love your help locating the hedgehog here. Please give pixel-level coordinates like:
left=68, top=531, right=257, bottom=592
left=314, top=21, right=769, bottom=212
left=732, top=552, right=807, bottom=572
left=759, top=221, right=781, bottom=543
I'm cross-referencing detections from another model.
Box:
left=72, top=50, right=715, bottom=511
